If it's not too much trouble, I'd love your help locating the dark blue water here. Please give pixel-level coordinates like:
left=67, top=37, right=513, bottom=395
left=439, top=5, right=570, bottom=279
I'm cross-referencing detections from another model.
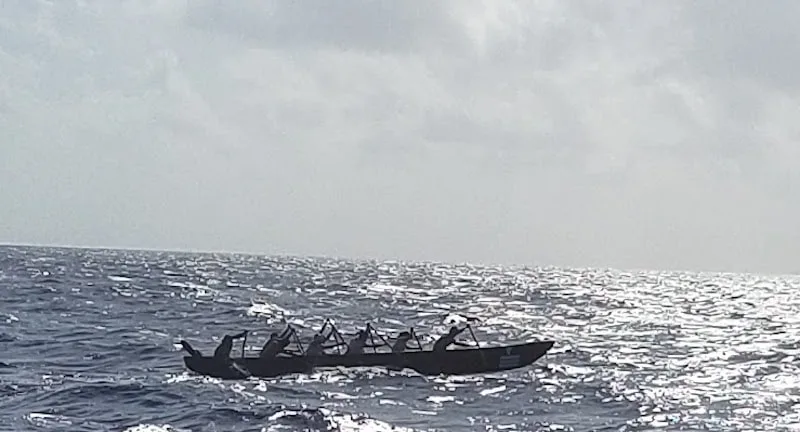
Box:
left=2, top=245, right=800, bottom=431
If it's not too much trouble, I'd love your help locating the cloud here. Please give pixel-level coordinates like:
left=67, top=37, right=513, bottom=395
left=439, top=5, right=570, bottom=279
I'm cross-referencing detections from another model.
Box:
left=1, top=0, right=798, bottom=273
left=683, top=0, right=800, bottom=89
left=186, top=0, right=461, bottom=54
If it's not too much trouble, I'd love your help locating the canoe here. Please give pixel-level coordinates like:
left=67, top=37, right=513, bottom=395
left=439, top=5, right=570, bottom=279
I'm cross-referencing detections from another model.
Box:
left=181, top=340, right=554, bottom=380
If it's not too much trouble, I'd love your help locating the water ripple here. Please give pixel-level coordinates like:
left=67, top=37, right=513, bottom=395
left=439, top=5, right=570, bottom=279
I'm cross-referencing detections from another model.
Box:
left=2, top=246, right=800, bottom=430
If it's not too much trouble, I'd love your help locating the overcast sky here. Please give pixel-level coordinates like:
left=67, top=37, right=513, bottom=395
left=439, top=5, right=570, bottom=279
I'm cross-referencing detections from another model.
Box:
left=2, top=1, right=799, bottom=274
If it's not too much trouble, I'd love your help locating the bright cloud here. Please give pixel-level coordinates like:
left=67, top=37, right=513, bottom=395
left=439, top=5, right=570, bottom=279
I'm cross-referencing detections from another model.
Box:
left=1, top=0, right=798, bottom=273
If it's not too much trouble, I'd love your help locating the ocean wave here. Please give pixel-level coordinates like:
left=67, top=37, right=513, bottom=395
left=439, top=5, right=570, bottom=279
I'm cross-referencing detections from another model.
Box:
left=4, top=246, right=800, bottom=430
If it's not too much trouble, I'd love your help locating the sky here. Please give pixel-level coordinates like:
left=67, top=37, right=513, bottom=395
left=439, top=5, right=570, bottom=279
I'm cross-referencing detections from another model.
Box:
left=2, top=0, right=799, bottom=274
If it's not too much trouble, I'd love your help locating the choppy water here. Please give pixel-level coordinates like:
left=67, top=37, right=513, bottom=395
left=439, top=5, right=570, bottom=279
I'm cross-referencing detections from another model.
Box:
left=2, top=246, right=800, bottom=431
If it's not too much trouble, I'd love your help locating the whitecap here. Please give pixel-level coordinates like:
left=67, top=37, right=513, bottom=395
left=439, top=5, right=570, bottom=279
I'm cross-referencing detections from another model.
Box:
left=426, top=395, right=455, bottom=404
left=123, top=425, right=190, bottom=432
left=479, top=385, right=507, bottom=396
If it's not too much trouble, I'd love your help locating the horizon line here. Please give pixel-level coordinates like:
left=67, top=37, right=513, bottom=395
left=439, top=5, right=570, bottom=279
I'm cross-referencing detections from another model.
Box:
left=1, top=241, right=794, bottom=278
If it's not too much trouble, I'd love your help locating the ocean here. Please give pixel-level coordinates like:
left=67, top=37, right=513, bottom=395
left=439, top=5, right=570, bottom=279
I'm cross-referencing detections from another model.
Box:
left=2, top=245, right=800, bottom=431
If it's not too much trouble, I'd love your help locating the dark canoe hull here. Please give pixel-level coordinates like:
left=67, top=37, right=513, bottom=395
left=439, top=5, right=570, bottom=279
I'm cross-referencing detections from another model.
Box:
left=182, top=340, right=554, bottom=380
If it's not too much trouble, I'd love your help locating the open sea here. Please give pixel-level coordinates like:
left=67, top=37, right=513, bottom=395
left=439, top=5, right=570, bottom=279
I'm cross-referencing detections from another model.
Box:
left=2, top=245, right=800, bottom=431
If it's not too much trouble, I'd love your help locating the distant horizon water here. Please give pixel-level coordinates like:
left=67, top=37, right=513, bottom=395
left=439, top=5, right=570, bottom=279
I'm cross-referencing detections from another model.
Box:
left=1, top=241, right=796, bottom=278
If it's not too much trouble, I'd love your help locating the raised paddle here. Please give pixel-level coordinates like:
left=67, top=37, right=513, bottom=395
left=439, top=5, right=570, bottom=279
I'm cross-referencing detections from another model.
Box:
left=316, top=318, right=342, bottom=354
left=289, top=327, right=305, bottom=354
left=466, top=324, right=488, bottom=369
left=320, top=318, right=333, bottom=334
left=367, top=323, right=392, bottom=348
left=366, top=323, right=385, bottom=353
left=240, top=331, right=248, bottom=359
left=409, top=327, right=424, bottom=351
left=368, top=325, right=413, bottom=369
left=328, top=322, right=347, bottom=355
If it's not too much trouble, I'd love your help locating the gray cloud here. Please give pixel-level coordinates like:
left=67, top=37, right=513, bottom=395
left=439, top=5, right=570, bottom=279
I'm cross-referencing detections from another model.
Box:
left=1, top=1, right=799, bottom=273
left=683, top=0, right=800, bottom=90
left=185, top=0, right=466, bottom=54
